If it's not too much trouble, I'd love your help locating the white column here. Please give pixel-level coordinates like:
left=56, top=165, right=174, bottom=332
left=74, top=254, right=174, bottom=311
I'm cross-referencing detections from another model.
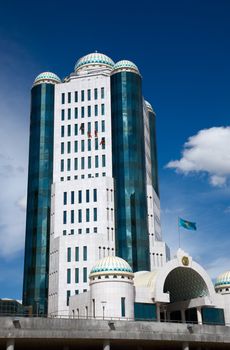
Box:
left=156, top=303, right=161, bottom=322
left=6, top=339, right=15, bottom=350
left=181, top=309, right=186, bottom=323
left=103, top=340, right=110, bottom=350
left=197, top=307, right=202, bottom=325
left=182, top=342, right=189, bottom=350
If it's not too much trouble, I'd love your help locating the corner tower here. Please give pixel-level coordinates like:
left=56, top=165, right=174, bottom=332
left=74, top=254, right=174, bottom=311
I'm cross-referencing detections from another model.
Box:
left=23, top=72, right=61, bottom=315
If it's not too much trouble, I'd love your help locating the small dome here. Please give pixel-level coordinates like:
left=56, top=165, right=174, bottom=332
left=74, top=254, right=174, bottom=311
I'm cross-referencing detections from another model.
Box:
left=145, top=100, right=153, bottom=111
left=111, top=60, right=140, bottom=75
left=215, top=271, right=230, bottom=290
left=74, top=52, right=115, bottom=73
left=33, top=72, right=61, bottom=86
left=90, top=256, right=133, bottom=277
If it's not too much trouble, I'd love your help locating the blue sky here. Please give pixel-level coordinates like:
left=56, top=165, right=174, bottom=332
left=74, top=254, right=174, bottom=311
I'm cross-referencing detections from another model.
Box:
left=0, top=0, right=230, bottom=299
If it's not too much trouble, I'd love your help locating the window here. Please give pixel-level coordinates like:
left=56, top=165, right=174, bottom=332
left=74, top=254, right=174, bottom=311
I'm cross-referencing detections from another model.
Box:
left=74, top=158, right=78, bottom=170
left=83, top=267, right=87, bottom=283
left=95, top=121, right=98, bottom=132
left=68, top=108, right=71, bottom=120
left=94, top=88, right=98, bottom=100
left=80, top=123, right=84, bottom=135
left=67, top=247, right=71, bottom=262
left=101, top=120, right=105, bottom=132
left=101, top=87, right=104, bottom=99
left=81, top=106, right=85, bottom=118
left=88, top=156, right=91, bottom=169
left=86, top=208, right=90, bottom=222
left=68, top=92, right=71, bottom=103
left=78, top=190, right=82, bottom=203
left=102, top=155, right=106, bottom=167
left=94, top=227, right=97, bottom=233
left=81, top=140, right=85, bottom=152
left=78, top=228, right=82, bottom=234
left=63, top=192, right=67, bottom=205
left=71, top=210, right=74, bottom=223
left=121, top=297, right=125, bottom=317
left=61, top=159, right=64, bottom=172
left=95, top=155, right=99, bottom=168
left=71, top=191, right=74, bottom=204
left=67, top=125, right=71, bottom=136
left=61, top=125, right=64, bottom=137
left=75, top=290, right=79, bottom=295
left=61, top=142, right=64, bottom=154
left=87, top=89, right=91, bottom=100
left=88, top=105, right=91, bottom=117
left=87, top=122, right=91, bottom=133
left=78, top=209, right=82, bottom=223
left=63, top=230, right=67, bottom=236
left=75, top=268, right=79, bottom=283
left=67, top=158, right=71, bottom=171
left=95, top=138, right=98, bottom=150
left=67, top=141, right=71, bottom=153
left=67, top=269, right=71, bottom=283
left=86, top=228, right=90, bottom=233
left=93, top=208, right=97, bottom=221
left=70, top=229, right=74, bottom=235
left=81, top=90, right=84, bottom=102
left=75, top=107, right=78, bottom=119
left=101, top=137, right=105, bottom=149
left=86, top=189, right=90, bottom=203
left=83, top=246, right=87, bottom=261
left=75, top=91, right=78, bottom=102
left=88, top=139, right=91, bottom=151
left=67, top=290, right=70, bottom=306
left=74, top=140, right=78, bottom=152
left=63, top=211, right=67, bottom=224
left=61, top=93, right=65, bottom=104
left=93, top=189, right=97, bottom=202
left=101, top=104, right=105, bottom=115
left=61, top=109, right=65, bottom=121
left=75, top=247, right=79, bottom=261
left=75, top=124, right=78, bottom=136
left=94, top=105, right=98, bottom=116
left=81, top=157, right=85, bottom=169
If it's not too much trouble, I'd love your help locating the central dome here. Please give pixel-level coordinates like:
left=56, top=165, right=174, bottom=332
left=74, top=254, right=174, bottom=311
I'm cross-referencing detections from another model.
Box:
left=90, top=256, right=133, bottom=276
left=74, top=52, right=115, bottom=73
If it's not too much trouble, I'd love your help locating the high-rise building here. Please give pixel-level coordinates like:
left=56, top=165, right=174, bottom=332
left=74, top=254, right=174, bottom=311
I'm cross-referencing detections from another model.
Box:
left=23, top=53, right=169, bottom=316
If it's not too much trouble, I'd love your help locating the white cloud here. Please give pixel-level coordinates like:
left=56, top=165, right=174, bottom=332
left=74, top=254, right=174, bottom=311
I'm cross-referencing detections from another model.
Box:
left=166, top=127, right=230, bottom=187
left=15, top=195, right=27, bottom=211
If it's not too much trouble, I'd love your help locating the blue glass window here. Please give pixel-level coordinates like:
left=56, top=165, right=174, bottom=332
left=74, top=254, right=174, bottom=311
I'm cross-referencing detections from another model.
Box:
left=68, top=92, right=71, bottom=103
left=71, top=210, right=74, bottom=224
left=63, top=211, right=67, bottom=224
left=61, top=93, right=65, bottom=104
left=71, top=191, right=74, bottom=204
left=67, top=290, right=70, bottom=306
left=61, top=109, right=65, bottom=121
left=74, top=140, right=78, bottom=152
left=75, top=107, right=78, bottom=119
left=87, top=89, right=91, bottom=100
left=67, top=247, right=71, bottom=262
left=61, top=159, right=64, bottom=172
left=93, top=208, right=97, bottom=221
left=93, top=189, right=97, bottom=202
left=67, top=158, right=71, bottom=171
left=67, top=141, right=71, bottom=153
left=75, top=91, right=78, bottom=102
left=81, top=106, right=85, bottom=118
left=83, top=267, right=87, bottom=283
left=121, top=297, right=125, bottom=317
left=94, top=88, right=98, bottom=100
left=75, top=124, right=78, bottom=136
left=101, top=87, right=104, bottom=99
left=75, top=268, right=79, bottom=283
left=78, top=190, right=82, bottom=203
left=101, top=120, right=105, bottom=132
left=63, top=192, right=67, bottom=205
left=81, top=140, right=85, bottom=152
left=95, top=138, right=98, bottom=150
left=81, top=90, right=84, bottom=102
left=61, top=142, right=64, bottom=154
left=67, top=269, right=71, bottom=283
left=101, top=104, right=105, bottom=115
left=67, top=125, right=71, bottom=136
left=78, top=209, right=82, bottom=223
left=86, top=189, right=90, bottom=203
left=102, top=155, right=106, bottom=167
left=94, top=105, right=98, bottom=116
left=68, top=108, right=71, bottom=120
left=83, top=246, right=87, bottom=261
left=74, top=158, right=78, bottom=170
left=86, top=209, right=90, bottom=222
left=88, top=156, right=91, bottom=169
left=75, top=247, right=79, bottom=261
left=61, top=125, right=64, bottom=137
left=81, top=157, right=85, bottom=169
left=88, top=139, right=91, bottom=151
left=95, top=155, right=99, bottom=168
left=88, top=106, right=91, bottom=117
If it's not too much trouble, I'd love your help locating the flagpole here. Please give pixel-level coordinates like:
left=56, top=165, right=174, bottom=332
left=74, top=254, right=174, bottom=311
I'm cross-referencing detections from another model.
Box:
left=178, top=217, right=181, bottom=249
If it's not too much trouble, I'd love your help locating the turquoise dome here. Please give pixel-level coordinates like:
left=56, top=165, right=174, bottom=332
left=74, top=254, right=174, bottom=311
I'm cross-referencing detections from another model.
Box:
left=34, top=72, right=61, bottom=85
left=215, top=271, right=230, bottom=289
left=90, top=256, right=133, bottom=276
left=74, top=52, right=115, bottom=72
left=112, top=60, right=140, bottom=75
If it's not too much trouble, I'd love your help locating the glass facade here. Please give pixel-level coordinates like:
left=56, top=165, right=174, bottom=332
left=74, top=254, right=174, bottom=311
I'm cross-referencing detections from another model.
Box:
left=111, top=71, right=150, bottom=271
left=134, top=303, right=156, bottom=321
left=148, top=109, right=159, bottom=196
left=22, top=83, right=55, bottom=316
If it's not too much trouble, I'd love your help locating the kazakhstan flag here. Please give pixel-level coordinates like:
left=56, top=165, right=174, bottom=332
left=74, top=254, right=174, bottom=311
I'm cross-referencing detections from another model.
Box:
left=179, top=218, right=197, bottom=231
